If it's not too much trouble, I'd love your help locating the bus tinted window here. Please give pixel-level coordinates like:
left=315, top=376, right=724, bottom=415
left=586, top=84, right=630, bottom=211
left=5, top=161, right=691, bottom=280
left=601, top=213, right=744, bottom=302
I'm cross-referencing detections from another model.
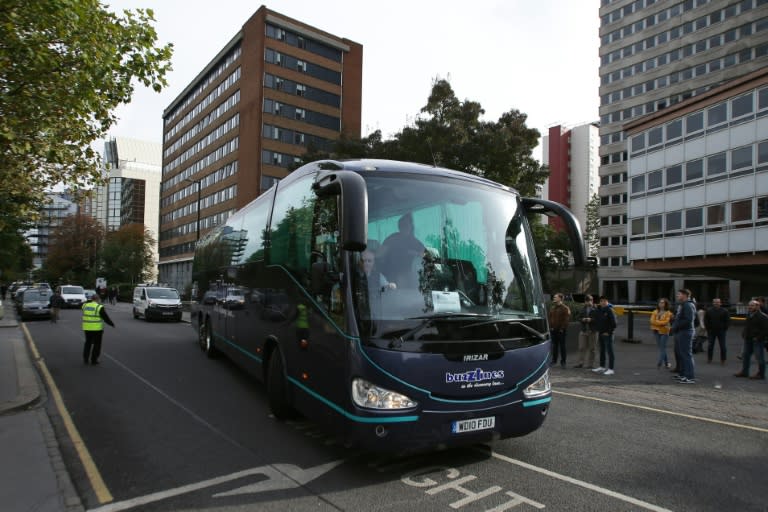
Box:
left=269, top=177, right=315, bottom=282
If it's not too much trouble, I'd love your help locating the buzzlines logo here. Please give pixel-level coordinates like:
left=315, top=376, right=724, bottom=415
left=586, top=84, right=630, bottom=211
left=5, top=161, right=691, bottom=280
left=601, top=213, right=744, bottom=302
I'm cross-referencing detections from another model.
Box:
left=445, top=368, right=504, bottom=384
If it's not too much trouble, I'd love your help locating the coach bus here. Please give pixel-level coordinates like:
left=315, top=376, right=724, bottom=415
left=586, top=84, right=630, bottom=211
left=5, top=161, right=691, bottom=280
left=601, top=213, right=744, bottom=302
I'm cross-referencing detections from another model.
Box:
left=190, top=159, right=585, bottom=452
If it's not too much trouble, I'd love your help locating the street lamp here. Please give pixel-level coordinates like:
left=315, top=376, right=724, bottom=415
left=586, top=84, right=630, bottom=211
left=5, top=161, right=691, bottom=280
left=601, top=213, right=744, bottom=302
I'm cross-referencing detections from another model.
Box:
left=185, top=178, right=201, bottom=241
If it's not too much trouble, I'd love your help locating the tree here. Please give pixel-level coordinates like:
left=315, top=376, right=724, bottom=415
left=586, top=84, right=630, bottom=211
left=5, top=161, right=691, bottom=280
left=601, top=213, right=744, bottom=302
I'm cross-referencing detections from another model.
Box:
left=100, top=223, right=155, bottom=284
left=296, top=79, right=548, bottom=195
left=584, top=193, right=601, bottom=257
left=0, top=1, right=173, bottom=230
left=0, top=229, right=33, bottom=281
left=44, top=213, right=104, bottom=285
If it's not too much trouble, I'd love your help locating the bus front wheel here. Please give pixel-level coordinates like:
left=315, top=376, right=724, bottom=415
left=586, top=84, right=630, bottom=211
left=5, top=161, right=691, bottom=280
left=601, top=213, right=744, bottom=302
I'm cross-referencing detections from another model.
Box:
left=267, top=348, right=293, bottom=419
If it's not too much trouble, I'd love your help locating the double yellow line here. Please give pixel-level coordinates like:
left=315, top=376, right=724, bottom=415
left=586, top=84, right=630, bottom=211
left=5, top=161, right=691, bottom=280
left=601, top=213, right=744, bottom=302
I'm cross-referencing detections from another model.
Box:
left=22, top=323, right=114, bottom=505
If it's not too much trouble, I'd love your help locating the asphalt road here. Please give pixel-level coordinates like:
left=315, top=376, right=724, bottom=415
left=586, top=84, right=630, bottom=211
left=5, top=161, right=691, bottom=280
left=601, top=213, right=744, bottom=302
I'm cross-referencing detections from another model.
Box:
left=25, top=303, right=768, bottom=512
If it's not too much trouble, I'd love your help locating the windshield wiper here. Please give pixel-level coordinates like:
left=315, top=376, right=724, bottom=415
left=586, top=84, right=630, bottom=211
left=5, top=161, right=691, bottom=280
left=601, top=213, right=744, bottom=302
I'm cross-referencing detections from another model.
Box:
left=389, top=313, right=493, bottom=345
left=406, top=313, right=493, bottom=321
left=461, top=318, right=547, bottom=340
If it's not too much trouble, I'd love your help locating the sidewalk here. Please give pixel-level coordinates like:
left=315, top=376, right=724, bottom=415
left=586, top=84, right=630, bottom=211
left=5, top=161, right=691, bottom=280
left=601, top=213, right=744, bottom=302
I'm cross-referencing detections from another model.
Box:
left=0, top=299, right=84, bottom=512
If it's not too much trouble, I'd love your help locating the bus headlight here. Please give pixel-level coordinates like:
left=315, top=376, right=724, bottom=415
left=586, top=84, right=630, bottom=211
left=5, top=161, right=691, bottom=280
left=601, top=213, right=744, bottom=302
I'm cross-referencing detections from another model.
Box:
left=352, top=378, right=417, bottom=409
left=523, top=370, right=551, bottom=399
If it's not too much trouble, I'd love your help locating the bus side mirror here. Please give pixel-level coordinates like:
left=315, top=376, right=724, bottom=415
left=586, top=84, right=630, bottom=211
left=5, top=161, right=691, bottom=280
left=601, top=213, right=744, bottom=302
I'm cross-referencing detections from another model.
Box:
left=521, top=197, right=587, bottom=267
left=313, top=171, right=368, bottom=251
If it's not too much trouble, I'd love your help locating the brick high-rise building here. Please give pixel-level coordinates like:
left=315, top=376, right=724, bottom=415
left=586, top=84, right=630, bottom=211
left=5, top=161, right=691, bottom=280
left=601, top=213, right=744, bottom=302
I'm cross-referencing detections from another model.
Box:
left=158, top=6, right=362, bottom=291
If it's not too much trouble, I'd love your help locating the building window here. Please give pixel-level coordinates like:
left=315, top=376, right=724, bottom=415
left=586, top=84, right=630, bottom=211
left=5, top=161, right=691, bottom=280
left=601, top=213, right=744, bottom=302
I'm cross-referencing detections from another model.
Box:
left=648, top=170, right=663, bottom=190
left=758, top=196, right=768, bottom=219
left=731, top=199, right=753, bottom=224
left=686, top=111, right=704, bottom=134
left=731, top=145, right=753, bottom=171
left=631, top=134, right=645, bottom=152
left=648, top=126, right=663, bottom=147
left=666, top=119, right=683, bottom=141
left=685, top=208, right=703, bottom=230
left=647, top=214, right=662, bottom=234
left=707, top=152, right=727, bottom=176
left=707, top=204, right=725, bottom=226
left=759, top=87, right=768, bottom=110
left=759, top=141, right=768, bottom=165
left=731, top=93, right=754, bottom=118
left=631, top=218, right=644, bottom=238
left=666, top=165, right=682, bottom=186
left=686, top=159, right=704, bottom=181
left=631, top=175, right=645, bottom=194
left=707, top=103, right=728, bottom=128
left=666, top=211, right=682, bottom=231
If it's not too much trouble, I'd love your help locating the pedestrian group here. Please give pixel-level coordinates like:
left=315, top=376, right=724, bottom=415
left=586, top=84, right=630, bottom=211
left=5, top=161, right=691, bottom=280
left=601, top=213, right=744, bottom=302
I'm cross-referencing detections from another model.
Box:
left=547, top=290, right=767, bottom=383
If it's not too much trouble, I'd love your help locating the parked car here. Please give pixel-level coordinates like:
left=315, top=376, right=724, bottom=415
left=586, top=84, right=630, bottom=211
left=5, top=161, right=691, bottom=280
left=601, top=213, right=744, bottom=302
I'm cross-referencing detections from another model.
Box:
left=57, top=285, right=86, bottom=308
left=133, top=285, right=182, bottom=321
left=83, top=289, right=97, bottom=301
left=17, top=288, right=52, bottom=321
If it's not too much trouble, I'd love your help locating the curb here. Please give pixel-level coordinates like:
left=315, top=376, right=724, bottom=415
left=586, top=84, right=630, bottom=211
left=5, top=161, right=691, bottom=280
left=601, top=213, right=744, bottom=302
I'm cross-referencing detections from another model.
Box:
left=0, top=324, right=41, bottom=415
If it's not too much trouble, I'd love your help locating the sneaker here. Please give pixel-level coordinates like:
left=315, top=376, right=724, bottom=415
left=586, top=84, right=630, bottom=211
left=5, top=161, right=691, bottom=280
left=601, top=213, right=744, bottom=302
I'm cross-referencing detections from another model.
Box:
left=603, top=369, right=615, bottom=376
left=678, top=377, right=695, bottom=384
left=560, top=362, right=566, bottom=369
left=592, top=367, right=605, bottom=373
left=672, top=375, right=684, bottom=380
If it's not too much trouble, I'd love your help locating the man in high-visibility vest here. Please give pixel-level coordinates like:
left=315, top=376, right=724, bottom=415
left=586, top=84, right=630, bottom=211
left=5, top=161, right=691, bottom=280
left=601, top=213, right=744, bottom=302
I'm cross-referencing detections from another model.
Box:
left=82, top=292, right=115, bottom=365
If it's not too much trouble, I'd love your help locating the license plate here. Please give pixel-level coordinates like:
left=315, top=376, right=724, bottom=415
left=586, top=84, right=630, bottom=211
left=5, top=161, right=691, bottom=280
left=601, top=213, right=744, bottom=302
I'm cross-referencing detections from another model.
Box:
left=162, top=312, right=173, bottom=316
left=451, top=416, right=495, bottom=434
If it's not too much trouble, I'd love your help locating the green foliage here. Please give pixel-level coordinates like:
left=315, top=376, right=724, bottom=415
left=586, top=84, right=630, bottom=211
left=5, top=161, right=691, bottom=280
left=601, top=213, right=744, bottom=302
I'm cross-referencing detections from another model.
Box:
left=0, top=228, right=33, bottom=280
left=43, top=213, right=104, bottom=285
left=528, top=217, right=572, bottom=293
left=100, top=223, right=155, bottom=284
left=295, top=78, right=547, bottom=195
left=584, top=193, right=601, bottom=257
left=0, top=1, right=173, bottom=230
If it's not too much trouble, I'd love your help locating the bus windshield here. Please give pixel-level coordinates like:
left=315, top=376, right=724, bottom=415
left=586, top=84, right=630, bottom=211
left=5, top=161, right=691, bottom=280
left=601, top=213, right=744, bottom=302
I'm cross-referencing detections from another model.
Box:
left=352, top=175, right=544, bottom=334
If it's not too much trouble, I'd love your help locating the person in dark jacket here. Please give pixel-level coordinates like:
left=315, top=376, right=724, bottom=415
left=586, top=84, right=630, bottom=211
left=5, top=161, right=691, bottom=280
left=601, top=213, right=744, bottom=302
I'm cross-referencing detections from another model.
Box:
left=670, top=289, right=697, bottom=384
left=548, top=293, right=571, bottom=369
left=574, top=295, right=598, bottom=369
left=49, top=289, right=65, bottom=323
left=734, top=300, right=768, bottom=380
left=591, top=296, right=617, bottom=375
left=81, top=293, right=115, bottom=365
left=704, top=298, right=730, bottom=364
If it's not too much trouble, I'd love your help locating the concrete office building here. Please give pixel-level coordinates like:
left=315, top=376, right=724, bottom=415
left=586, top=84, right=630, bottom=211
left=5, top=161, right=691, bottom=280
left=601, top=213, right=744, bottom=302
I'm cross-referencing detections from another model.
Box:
left=541, top=123, right=601, bottom=233
left=158, top=5, right=362, bottom=292
left=625, top=68, right=768, bottom=301
left=598, top=0, right=768, bottom=303
left=92, top=137, right=162, bottom=280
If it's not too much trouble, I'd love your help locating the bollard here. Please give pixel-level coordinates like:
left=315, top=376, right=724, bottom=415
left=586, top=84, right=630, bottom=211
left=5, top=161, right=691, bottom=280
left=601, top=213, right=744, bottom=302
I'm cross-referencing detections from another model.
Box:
left=622, top=309, right=642, bottom=343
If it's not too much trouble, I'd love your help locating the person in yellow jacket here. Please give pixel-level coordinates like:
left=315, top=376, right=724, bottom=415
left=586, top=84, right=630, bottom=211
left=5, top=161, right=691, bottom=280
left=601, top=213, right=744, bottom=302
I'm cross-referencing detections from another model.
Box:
left=82, top=293, right=115, bottom=365
left=650, top=298, right=673, bottom=369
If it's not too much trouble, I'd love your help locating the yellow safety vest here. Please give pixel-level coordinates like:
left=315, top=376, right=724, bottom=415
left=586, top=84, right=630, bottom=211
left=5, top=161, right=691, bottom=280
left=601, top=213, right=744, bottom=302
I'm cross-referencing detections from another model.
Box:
left=82, top=302, right=104, bottom=331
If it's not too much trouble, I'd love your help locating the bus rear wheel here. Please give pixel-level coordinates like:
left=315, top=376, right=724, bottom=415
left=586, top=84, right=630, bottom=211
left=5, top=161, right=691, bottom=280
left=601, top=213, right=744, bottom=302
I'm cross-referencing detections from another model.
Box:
left=202, top=321, right=218, bottom=358
left=267, top=348, right=293, bottom=419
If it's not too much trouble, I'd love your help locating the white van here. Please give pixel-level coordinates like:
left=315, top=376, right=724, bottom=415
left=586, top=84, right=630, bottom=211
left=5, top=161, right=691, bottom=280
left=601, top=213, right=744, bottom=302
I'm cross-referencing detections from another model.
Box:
left=132, top=285, right=183, bottom=322
left=57, top=285, right=86, bottom=308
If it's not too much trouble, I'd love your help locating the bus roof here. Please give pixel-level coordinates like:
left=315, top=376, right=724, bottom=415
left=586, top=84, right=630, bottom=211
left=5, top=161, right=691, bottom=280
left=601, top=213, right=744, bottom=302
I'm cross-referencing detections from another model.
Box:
left=285, top=159, right=519, bottom=195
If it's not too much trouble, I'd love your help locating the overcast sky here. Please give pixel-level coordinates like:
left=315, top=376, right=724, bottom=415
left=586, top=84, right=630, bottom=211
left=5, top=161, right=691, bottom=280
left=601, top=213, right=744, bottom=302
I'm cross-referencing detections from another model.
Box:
left=106, top=0, right=600, bottom=158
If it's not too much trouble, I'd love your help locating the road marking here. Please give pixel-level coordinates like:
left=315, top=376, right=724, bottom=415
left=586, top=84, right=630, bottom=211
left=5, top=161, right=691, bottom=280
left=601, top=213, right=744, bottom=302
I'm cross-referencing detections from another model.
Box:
left=486, top=449, right=673, bottom=512
left=553, top=389, right=768, bottom=433
left=22, top=324, right=114, bottom=504
left=87, top=461, right=343, bottom=512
